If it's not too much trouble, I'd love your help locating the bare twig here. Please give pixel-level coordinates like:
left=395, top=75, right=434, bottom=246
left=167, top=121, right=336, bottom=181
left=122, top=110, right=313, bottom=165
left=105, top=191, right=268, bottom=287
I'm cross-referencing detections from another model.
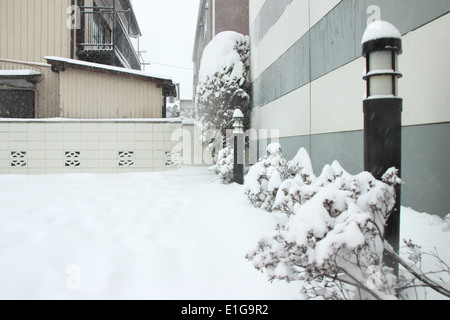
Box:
left=385, top=245, right=450, bottom=298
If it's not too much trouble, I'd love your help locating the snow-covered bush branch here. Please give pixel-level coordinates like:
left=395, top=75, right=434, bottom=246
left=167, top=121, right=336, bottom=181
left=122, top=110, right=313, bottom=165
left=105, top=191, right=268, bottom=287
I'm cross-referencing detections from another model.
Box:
left=393, top=239, right=450, bottom=299
left=166, top=101, right=180, bottom=118
left=246, top=147, right=403, bottom=299
left=245, top=146, right=450, bottom=299
left=209, top=146, right=234, bottom=184
left=244, top=143, right=291, bottom=212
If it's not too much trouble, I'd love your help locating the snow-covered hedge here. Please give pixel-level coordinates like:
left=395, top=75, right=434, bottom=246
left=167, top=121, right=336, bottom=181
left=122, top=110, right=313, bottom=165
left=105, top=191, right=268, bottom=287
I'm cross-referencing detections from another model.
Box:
left=246, top=146, right=404, bottom=299
left=209, top=147, right=234, bottom=184
left=244, top=143, right=290, bottom=212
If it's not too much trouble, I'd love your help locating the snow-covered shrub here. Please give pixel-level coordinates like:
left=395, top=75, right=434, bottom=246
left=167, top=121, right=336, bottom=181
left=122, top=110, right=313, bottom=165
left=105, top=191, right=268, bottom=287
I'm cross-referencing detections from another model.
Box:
left=444, top=214, right=450, bottom=232
left=195, top=31, right=251, bottom=155
left=246, top=149, right=404, bottom=300
left=244, top=143, right=290, bottom=212
left=274, top=148, right=316, bottom=215
left=166, top=101, right=180, bottom=118
left=180, top=107, right=194, bottom=119
left=209, top=146, right=234, bottom=184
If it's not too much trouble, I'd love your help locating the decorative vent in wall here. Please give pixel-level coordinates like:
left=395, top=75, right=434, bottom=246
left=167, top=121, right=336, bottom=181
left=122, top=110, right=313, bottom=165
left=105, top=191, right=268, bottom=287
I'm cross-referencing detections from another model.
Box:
left=118, top=151, right=134, bottom=167
left=11, top=151, right=27, bottom=167
left=65, top=151, right=81, bottom=167
left=165, top=151, right=182, bottom=167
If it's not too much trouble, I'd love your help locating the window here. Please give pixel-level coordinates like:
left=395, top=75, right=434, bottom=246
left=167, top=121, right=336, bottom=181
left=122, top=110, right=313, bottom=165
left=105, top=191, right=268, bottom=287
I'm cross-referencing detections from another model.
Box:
left=0, top=89, right=35, bottom=119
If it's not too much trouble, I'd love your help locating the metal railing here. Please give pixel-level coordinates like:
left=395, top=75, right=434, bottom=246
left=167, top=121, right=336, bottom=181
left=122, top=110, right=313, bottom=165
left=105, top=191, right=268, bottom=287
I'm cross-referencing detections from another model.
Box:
left=78, top=6, right=113, bottom=49
left=76, top=4, right=141, bottom=70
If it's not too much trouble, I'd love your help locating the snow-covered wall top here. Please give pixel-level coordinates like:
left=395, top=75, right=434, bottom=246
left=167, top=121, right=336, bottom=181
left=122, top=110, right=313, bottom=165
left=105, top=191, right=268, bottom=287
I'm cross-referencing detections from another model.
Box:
left=0, top=118, right=182, bottom=123
left=0, top=70, right=42, bottom=77
left=44, top=56, right=174, bottom=83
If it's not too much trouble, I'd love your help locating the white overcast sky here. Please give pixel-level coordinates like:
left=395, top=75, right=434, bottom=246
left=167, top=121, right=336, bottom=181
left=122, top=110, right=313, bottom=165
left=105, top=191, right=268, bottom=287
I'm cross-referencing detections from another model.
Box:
left=131, top=0, right=200, bottom=100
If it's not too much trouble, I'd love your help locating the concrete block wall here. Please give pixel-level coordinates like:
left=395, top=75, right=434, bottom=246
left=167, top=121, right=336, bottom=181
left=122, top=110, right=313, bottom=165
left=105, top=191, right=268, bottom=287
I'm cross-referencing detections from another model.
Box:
left=0, top=120, right=183, bottom=175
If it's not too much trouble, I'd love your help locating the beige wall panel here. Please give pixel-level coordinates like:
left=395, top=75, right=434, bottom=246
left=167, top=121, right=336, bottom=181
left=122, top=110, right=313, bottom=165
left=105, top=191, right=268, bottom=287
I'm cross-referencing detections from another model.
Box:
left=251, top=84, right=311, bottom=138
left=0, top=1, right=6, bottom=58
left=13, top=0, right=21, bottom=58
left=34, top=0, right=43, bottom=60
left=310, top=0, right=342, bottom=27
left=310, top=58, right=365, bottom=135
left=400, top=13, right=450, bottom=126
left=27, top=0, right=35, bottom=62
left=0, top=120, right=183, bottom=174
left=249, top=0, right=266, bottom=25
left=0, top=0, right=71, bottom=63
left=251, top=0, right=309, bottom=80
left=59, top=68, right=163, bottom=119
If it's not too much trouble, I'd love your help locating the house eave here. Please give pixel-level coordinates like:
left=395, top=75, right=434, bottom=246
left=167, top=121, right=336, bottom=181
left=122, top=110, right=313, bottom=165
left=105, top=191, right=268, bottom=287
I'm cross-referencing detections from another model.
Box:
left=45, top=56, right=173, bottom=85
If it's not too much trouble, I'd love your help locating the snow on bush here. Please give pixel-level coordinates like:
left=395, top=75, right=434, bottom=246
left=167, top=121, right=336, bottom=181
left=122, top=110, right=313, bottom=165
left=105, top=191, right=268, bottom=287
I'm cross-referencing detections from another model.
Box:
left=209, top=146, right=234, bottom=184
left=195, top=31, right=251, bottom=156
left=166, top=101, right=180, bottom=118
left=273, top=148, right=316, bottom=214
left=244, top=143, right=290, bottom=212
left=246, top=148, right=404, bottom=300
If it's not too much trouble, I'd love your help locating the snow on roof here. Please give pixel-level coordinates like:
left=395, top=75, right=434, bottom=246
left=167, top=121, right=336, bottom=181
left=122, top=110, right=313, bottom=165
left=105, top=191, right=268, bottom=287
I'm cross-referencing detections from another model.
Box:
left=0, top=69, right=42, bottom=77
left=362, top=20, right=402, bottom=44
left=44, top=56, right=174, bottom=83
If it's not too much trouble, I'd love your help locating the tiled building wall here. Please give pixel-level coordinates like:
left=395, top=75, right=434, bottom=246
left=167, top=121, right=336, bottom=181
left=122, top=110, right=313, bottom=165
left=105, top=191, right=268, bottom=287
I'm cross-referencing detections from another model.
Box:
left=0, top=120, right=183, bottom=174
left=215, top=0, right=249, bottom=36
left=249, top=0, right=450, bottom=216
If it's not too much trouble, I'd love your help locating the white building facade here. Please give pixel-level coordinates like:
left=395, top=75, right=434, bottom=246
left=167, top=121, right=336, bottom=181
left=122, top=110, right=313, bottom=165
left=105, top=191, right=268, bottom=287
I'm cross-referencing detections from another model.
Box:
left=249, top=0, right=450, bottom=216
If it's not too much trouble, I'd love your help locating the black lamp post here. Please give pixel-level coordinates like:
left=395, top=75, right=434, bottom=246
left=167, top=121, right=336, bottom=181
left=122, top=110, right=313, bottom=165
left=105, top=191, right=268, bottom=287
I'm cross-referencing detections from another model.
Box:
left=362, top=21, right=403, bottom=275
left=233, top=109, right=245, bottom=185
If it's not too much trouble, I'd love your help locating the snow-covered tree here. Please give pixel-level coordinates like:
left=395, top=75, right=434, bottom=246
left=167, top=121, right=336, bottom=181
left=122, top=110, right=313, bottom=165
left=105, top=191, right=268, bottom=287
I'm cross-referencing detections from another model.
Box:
left=195, top=31, right=251, bottom=159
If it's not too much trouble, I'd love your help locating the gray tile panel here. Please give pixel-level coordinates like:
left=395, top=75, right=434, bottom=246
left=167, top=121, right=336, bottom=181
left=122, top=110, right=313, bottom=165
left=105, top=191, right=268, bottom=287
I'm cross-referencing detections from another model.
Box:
left=251, top=0, right=450, bottom=108
left=250, top=0, right=294, bottom=49
left=256, top=122, right=450, bottom=217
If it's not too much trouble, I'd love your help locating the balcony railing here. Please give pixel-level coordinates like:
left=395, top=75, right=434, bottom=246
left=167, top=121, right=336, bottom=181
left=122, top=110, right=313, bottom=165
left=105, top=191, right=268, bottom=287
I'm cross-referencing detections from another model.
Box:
left=76, top=4, right=141, bottom=70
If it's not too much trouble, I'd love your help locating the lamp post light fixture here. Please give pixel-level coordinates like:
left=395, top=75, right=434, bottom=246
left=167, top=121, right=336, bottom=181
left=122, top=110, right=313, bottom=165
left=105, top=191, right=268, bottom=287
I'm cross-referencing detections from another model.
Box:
left=362, top=20, right=403, bottom=275
left=233, top=109, right=245, bottom=185
left=362, top=21, right=403, bottom=100
left=233, top=109, right=245, bottom=135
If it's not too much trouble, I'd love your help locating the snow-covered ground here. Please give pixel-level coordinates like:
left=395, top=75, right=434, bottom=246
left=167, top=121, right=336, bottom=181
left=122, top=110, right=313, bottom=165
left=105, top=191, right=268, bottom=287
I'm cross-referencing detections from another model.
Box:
left=0, top=167, right=448, bottom=300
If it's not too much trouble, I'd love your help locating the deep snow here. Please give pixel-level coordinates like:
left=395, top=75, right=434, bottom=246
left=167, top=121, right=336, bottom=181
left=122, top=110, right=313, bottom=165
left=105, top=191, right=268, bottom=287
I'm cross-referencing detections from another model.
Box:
left=0, top=167, right=448, bottom=300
